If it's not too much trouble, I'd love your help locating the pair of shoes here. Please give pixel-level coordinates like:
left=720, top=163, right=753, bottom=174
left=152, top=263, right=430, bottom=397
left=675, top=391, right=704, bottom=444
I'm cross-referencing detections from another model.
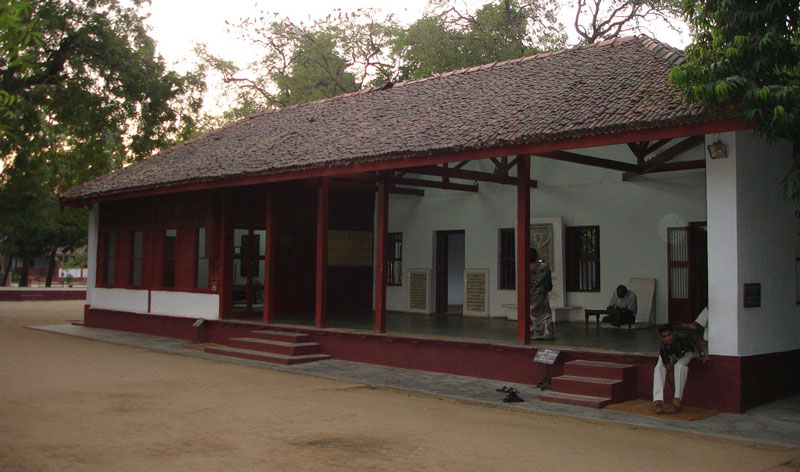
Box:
left=503, top=391, right=524, bottom=402
left=652, top=401, right=665, bottom=414
left=671, top=398, right=682, bottom=413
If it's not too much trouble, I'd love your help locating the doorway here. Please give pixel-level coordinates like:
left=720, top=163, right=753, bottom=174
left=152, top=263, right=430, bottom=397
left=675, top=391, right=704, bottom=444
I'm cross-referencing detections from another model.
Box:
left=435, top=230, right=465, bottom=314
left=667, top=222, right=708, bottom=324
left=231, top=226, right=266, bottom=317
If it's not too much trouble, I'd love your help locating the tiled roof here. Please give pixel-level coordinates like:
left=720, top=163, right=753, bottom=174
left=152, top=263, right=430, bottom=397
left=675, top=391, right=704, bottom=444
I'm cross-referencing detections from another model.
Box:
left=61, top=35, right=723, bottom=203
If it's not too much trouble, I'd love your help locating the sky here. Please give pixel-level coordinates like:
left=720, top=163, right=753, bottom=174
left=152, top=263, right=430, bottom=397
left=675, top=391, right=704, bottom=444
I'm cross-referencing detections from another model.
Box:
left=140, top=0, right=690, bottom=111
left=143, top=0, right=443, bottom=70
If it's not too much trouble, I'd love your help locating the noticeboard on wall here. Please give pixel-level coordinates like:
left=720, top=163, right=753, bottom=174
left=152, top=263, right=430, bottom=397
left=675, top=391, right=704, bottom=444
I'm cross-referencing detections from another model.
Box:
left=327, top=230, right=373, bottom=267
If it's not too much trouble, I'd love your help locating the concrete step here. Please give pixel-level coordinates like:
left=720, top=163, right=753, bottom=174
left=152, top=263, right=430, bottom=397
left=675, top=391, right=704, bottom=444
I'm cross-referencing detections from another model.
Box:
left=538, top=391, right=612, bottom=409
left=227, top=337, right=321, bottom=356
left=551, top=375, right=626, bottom=398
left=563, top=360, right=634, bottom=381
left=249, top=329, right=311, bottom=343
left=205, top=345, right=330, bottom=366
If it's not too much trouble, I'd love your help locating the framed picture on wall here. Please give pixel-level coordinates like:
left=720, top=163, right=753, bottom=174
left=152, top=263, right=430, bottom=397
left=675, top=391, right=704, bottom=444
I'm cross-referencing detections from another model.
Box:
left=530, top=223, right=554, bottom=270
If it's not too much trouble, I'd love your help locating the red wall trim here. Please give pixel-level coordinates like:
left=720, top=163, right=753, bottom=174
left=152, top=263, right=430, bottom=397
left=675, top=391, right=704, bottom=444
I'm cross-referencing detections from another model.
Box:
left=82, top=307, right=800, bottom=414
left=84, top=307, right=800, bottom=413
left=63, top=118, right=750, bottom=207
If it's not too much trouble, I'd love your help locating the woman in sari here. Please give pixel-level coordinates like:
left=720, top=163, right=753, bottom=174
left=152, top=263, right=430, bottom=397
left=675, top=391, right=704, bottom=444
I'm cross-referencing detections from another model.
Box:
left=529, top=247, right=554, bottom=340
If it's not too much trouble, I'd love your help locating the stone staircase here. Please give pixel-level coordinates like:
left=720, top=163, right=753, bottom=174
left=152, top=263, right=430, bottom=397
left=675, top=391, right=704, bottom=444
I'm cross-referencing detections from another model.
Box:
left=205, top=329, right=330, bottom=365
left=539, top=360, right=636, bottom=408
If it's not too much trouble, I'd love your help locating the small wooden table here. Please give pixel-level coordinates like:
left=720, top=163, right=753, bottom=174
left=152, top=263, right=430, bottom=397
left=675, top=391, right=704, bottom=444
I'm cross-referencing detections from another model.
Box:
left=584, top=309, right=607, bottom=331
left=584, top=309, right=634, bottom=331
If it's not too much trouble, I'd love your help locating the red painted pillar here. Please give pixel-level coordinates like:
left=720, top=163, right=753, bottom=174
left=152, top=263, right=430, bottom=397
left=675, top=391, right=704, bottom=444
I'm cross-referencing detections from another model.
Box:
left=516, top=155, right=531, bottom=344
left=218, top=190, right=232, bottom=320
left=263, top=187, right=276, bottom=323
left=374, top=173, right=389, bottom=333
left=315, top=178, right=329, bottom=328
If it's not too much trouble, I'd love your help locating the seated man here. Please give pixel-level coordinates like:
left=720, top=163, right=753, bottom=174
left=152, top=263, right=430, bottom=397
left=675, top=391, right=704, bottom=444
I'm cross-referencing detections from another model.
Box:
left=603, top=285, right=637, bottom=326
left=652, top=323, right=709, bottom=414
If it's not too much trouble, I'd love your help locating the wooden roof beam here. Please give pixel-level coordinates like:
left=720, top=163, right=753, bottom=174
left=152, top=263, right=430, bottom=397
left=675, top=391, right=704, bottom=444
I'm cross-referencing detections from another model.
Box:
left=390, top=176, right=479, bottom=192
left=622, top=159, right=706, bottom=180
left=639, top=135, right=704, bottom=173
left=535, top=150, right=639, bottom=173
left=405, top=164, right=538, bottom=188
left=330, top=178, right=424, bottom=196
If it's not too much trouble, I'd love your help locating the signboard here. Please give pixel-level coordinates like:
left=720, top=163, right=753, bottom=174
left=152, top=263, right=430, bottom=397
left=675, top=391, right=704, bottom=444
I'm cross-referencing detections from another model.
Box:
left=743, top=283, right=761, bottom=308
left=533, top=348, right=560, bottom=365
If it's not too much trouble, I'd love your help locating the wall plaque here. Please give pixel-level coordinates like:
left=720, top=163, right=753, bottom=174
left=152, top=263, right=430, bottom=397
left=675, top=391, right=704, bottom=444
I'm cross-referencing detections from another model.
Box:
left=328, top=230, right=372, bottom=267
left=530, top=223, right=554, bottom=270
left=743, top=283, right=761, bottom=308
left=464, top=269, right=489, bottom=316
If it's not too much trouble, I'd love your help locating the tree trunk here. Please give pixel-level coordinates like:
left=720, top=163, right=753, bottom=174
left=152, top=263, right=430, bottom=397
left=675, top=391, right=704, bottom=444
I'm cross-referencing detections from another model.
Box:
left=45, top=250, right=57, bottom=287
left=1, top=256, right=12, bottom=286
left=19, top=258, right=29, bottom=287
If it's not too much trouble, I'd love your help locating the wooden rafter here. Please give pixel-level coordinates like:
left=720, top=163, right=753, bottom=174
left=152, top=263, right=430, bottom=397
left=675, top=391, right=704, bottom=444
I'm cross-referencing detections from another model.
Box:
left=627, top=142, right=649, bottom=164
left=639, top=135, right=704, bottom=173
left=391, top=176, right=479, bottom=193
left=329, top=177, right=424, bottom=196
left=536, top=150, right=640, bottom=173
left=406, top=164, right=538, bottom=188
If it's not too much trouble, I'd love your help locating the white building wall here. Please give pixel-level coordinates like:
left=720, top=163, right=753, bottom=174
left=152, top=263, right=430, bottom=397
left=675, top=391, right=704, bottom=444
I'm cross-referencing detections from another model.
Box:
left=387, top=144, right=707, bottom=323
left=93, top=288, right=149, bottom=313
left=706, top=132, right=741, bottom=356
left=150, top=291, right=219, bottom=319
left=732, top=131, right=799, bottom=356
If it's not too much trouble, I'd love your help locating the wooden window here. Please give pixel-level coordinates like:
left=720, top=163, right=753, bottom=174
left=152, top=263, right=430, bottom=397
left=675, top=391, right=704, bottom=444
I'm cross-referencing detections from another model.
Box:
left=196, top=227, right=209, bottom=289
left=387, top=233, right=402, bottom=285
left=566, top=226, right=600, bottom=292
left=130, top=231, right=143, bottom=287
left=796, top=212, right=800, bottom=304
left=163, top=229, right=177, bottom=287
left=102, top=232, right=117, bottom=285
left=498, top=228, right=516, bottom=289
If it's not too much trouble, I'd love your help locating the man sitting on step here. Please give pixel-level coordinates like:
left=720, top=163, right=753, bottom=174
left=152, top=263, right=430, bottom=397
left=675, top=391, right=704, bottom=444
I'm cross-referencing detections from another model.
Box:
left=652, top=323, right=709, bottom=414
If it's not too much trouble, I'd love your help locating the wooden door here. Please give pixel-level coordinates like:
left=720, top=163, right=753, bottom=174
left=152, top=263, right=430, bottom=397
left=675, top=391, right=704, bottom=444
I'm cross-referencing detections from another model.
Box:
left=667, top=226, right=693, bottom=324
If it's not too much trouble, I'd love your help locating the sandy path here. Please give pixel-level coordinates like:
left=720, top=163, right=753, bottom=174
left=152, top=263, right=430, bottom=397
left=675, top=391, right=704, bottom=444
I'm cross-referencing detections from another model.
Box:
left=0, top=301, right=797, bottom=471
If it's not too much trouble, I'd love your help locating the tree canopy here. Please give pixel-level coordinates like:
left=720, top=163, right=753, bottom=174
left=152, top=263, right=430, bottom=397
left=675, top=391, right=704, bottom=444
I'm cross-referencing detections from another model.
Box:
left=196, top=0, right=687, bottom=126
left=670, top=0, right=800, bottom=199
left=0, top=0, right=205, bottom=284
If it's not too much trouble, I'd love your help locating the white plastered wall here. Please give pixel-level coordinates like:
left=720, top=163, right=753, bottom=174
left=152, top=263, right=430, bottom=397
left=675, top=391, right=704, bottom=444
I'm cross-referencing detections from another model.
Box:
left=707, top=131, right=800, bottom=356
left=386, top=143, right=707, bottom=322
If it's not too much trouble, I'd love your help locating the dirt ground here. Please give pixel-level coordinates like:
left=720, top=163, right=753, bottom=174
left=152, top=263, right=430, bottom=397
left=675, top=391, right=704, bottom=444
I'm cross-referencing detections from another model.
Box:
left=1, top=301, right=798, bottom=472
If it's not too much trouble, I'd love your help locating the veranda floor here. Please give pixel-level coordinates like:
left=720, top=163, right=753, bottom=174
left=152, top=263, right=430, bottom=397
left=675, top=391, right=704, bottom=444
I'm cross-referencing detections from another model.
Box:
left=233, top=310, right=661, bottom=355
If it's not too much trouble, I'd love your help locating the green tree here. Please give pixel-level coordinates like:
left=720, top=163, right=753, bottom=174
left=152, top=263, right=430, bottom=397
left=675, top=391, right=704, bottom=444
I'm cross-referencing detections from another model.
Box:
left=394, top=0, right=566, bottom=81
left=195, top=8, right=399, bottom=117
left=669, top=0, right=800, bottom=198
left=0, top=0, right=205, bottom=285
left=0, top=0, right=40, bottom=136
